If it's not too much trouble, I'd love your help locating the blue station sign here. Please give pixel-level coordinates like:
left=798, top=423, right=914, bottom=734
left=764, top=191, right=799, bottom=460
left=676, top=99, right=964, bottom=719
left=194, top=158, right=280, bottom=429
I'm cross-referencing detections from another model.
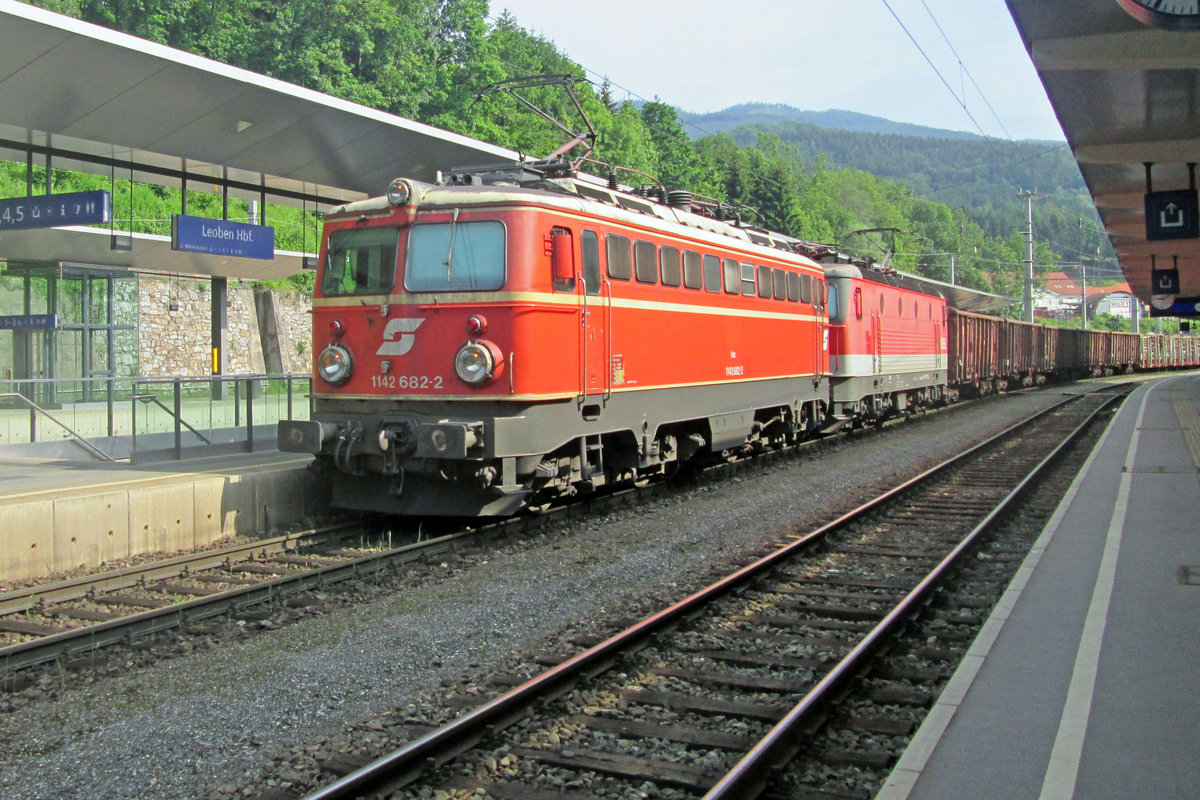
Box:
left=171, top=214, right=275, bottom=260
left=0, top=314, right=58, bottom=331
left=0, top=191, right=111, bottom=231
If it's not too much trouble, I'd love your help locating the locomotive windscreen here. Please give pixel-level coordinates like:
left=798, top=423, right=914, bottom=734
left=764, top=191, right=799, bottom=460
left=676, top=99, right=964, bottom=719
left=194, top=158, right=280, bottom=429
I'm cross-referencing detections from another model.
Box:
left=405, top=220, right=506, bottom=292
left=323, top=227, right=398, bottom=297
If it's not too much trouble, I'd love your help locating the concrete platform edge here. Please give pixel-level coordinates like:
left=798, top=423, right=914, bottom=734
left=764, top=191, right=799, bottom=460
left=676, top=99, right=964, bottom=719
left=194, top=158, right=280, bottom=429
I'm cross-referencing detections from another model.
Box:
left=2, top=455, right=317, bottom=582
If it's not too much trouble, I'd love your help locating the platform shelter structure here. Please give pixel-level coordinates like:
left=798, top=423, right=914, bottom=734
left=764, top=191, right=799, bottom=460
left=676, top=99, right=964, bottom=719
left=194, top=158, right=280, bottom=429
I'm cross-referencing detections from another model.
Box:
left=0, top=0, right=516, bottom=395
left=1007, top=0, right=1200, bottom=318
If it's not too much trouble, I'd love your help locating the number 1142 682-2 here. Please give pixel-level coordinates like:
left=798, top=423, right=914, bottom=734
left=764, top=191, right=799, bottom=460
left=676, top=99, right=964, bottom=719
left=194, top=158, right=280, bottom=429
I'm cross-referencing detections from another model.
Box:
left=371, top=374, right=443, bottom=390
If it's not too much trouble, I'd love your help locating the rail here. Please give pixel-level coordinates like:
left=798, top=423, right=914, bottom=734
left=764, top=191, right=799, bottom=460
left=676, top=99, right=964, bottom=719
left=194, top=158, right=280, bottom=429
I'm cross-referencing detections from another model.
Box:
left=298, top=390, right=1122, bottom=800
left=0, top=392, right=116, bottom=461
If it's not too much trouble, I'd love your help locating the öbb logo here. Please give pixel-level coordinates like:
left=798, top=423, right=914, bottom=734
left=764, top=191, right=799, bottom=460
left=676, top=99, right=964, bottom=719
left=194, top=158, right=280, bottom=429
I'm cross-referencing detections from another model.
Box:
left=377, top=318, right=425, bottom=356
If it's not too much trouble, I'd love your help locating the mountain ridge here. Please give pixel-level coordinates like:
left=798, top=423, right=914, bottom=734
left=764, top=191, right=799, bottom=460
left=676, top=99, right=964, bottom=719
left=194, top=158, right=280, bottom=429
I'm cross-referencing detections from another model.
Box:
left=677, top=103, right=1001, bottom=142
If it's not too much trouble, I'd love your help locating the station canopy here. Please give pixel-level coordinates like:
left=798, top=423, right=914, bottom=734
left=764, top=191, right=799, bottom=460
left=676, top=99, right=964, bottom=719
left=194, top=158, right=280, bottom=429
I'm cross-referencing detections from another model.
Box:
left=0, top=0, right=516, bottom=280
left=1007, top=0, right=1200, bottom=309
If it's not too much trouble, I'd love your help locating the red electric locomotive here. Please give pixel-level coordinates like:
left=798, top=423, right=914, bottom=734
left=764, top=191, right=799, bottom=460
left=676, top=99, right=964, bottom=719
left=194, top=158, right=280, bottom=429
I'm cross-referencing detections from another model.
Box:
left=823, top=264, right=949, bottom=425
left=280, top=161, right=830, bottom=515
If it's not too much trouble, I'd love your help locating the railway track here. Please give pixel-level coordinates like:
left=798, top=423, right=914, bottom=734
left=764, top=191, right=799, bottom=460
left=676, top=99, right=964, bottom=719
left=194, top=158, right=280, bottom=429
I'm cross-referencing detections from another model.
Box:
left=290, top=386, right=1126, bottom=800
left=0, top=391, right=951, bottom=685
left=0, top=520, right=476, bottom=677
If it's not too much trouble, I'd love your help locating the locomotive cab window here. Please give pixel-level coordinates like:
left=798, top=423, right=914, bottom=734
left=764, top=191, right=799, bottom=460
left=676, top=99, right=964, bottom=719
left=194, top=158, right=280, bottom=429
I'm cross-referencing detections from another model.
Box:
left=787, top=272, right=801, bottom=302
left=405, top=220, right=505, bottom=292
left=607, top=234, right=632, bottom=280
left=323, top=227, right=399, bottom=296
left=827, top=282, right=843, bottom=323
left=800, top=274, right=812, bottom=304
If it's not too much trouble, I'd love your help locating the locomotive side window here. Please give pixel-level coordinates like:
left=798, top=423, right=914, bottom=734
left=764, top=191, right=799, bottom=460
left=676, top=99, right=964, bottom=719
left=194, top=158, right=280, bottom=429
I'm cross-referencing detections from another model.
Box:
left=772, top=268, right=787, bottom=300
left=787, top=272, right=801, bottom=302
left=800, top=274, right=812, bottom=304
left=634, top=239, right=658, bottom=283
left=323, top=227, right=398, bottom=297
left=581, top=230, right=601, bottom=295
left=723, top=258, right=740, bottom=294
left=683, top=250, right=703, bottom=289
left=815, top=278, right=825, bottom=307
left=757, top=266, right=772, bottom=298
left=741, top=263, right=756, bottom=296
left=406, top=220, right=505, bottom=292
left=660, top=246, right=682, bottom=287
left=703, top=254, right=721, bottom=292
left=606, top=234, right=632, bottom=280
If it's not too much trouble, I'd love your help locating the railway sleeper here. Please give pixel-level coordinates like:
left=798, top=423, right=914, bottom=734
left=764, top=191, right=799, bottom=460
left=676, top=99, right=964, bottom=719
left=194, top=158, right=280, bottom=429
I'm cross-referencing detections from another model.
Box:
left=509, top=746, right=721, bottom=793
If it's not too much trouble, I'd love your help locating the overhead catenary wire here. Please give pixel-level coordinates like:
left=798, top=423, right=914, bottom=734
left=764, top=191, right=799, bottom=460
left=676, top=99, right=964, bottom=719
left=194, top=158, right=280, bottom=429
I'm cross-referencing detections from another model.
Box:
left=327, top=0, right=1100, bottom=285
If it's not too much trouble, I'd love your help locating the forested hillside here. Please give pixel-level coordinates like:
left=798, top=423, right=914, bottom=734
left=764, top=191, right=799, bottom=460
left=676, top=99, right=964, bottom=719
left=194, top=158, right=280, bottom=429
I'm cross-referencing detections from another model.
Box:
left=715, top=117, right=1110, bottom=271
left=24, top=0, right=1104, bottom=298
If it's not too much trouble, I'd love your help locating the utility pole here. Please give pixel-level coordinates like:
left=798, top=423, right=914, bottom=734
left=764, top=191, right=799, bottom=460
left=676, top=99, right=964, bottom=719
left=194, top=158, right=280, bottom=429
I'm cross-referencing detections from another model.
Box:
left=1017, top=188, right=1040, bottom=323
left=949, top=253, right=956, bottom=285
left=1080, top=262, right=1088, bottom=330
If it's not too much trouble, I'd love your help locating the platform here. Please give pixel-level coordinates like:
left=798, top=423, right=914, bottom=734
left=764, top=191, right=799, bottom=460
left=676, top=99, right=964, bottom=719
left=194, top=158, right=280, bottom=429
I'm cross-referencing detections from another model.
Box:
left=879, top=371, right=1200, bottom=800
left=0, top=449, right=317, bottom=583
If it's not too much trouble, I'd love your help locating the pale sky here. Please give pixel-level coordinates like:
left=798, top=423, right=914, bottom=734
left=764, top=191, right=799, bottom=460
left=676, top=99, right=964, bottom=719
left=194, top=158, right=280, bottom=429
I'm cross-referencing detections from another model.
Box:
left=486, top=0, right=1064, bottom=142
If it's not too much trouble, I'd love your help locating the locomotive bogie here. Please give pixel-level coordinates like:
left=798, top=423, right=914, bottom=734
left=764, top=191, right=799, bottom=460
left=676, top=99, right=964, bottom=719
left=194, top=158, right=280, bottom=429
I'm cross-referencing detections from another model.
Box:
left=294, top=376, right=827, bottom=515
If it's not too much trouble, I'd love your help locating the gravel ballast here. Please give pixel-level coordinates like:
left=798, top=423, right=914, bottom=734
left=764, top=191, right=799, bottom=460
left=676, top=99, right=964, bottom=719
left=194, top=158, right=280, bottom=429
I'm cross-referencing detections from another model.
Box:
left=0, top=387, right=1097, bottom=799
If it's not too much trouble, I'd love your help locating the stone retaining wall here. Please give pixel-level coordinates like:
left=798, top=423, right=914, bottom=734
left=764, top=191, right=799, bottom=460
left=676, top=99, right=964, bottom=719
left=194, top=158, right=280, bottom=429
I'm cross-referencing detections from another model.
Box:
left=138, top=277, right=310, bottom=377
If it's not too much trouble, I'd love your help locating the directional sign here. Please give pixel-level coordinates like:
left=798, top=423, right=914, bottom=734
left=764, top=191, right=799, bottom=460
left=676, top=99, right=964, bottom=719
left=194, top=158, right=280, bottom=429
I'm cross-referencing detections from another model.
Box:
left=0, top=190, right=111, bottom=231
left=0, top=314, right=57, bottom=330
left=1152, top=267, right=1181, bottom=295
left=1145, top=189, right=1200, bottom=241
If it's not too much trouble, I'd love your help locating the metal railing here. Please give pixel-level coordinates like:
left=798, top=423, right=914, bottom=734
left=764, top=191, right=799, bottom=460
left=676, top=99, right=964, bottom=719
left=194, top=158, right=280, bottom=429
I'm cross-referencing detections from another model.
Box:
left=0, top=374, right=311, bottom=461
left=130, top=374, right=311, bottom=461
left=0, top=392, right=116, bottom=460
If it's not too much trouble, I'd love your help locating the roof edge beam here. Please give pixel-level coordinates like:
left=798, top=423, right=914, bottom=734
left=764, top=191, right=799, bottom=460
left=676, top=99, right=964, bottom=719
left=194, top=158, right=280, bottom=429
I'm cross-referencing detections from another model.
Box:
left=1033, top=30, right=1200, bottom=71
left=1075, top=137, right=1200, bottom=163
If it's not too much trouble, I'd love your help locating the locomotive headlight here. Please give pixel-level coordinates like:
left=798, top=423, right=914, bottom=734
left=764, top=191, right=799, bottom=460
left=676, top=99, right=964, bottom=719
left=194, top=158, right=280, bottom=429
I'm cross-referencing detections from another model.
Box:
left=454, top=341, right=497, bottom=385
left=386, top=178, right=411, bottom=207
left=316, top=343, right=353, bottom=386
